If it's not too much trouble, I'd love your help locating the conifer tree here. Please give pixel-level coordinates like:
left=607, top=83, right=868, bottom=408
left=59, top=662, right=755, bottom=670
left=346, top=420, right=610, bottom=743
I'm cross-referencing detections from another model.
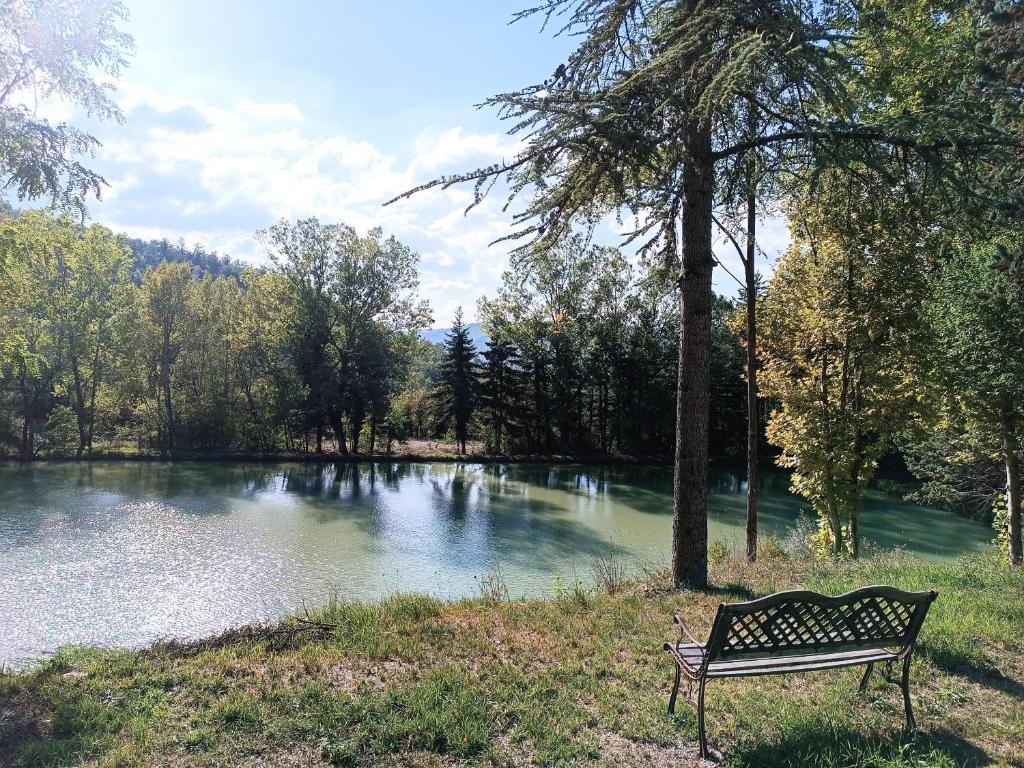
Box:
left=434, top=308, right=479, bottom=454
left=479, top=336, right=524, bottom=454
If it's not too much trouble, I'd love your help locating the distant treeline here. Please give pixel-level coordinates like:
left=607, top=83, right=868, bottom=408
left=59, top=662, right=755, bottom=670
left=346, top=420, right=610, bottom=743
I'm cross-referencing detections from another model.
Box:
left=418, top=237, right=751, bottom=459
left=125, top=236, right=246, bottom=282
left=0, top=212, right=751, bottom=462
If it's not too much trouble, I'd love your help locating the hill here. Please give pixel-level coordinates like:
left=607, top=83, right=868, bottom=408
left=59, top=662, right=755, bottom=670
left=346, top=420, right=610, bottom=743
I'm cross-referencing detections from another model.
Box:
left=420, top=322, right=489, bottom=348
left=126, top=237, right=246, bottom=282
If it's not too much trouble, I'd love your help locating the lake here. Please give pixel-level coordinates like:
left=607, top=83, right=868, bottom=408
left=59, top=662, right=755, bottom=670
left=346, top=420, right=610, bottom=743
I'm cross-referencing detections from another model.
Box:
left=0, top=461, right=991, bottom=665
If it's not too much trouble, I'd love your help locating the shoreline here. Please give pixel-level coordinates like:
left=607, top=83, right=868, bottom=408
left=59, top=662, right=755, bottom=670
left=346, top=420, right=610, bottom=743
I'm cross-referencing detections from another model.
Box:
left=0, top=450, right=679, bottom=467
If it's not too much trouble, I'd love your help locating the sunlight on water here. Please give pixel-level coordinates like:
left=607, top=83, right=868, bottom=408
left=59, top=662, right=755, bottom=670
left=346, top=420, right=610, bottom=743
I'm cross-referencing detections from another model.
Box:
left=0, top=461, right=991, bottom=664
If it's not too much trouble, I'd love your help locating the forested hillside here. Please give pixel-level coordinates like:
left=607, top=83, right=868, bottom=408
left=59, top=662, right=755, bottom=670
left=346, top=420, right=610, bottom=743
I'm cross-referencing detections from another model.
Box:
left=125, top=237, right=245, bottom=281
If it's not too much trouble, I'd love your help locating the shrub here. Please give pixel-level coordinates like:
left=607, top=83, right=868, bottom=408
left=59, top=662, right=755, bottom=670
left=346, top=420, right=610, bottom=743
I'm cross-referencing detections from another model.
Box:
left=590, top=554, right=627, bottom=594
left=709, top=539, right=731, bottom=565
left=474, top=570, right=509, bottom=604
left=758, top=534, right=788, bottom=561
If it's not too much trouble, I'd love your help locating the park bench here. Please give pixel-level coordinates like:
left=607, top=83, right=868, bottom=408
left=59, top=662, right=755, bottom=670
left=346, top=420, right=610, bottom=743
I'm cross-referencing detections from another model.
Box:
left=663, top=585, right=937, bottom=759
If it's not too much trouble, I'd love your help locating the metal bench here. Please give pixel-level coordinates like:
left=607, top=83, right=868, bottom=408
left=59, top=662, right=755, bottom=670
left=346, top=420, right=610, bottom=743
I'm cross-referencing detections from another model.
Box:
left=664, top=585, right=937, bottom=759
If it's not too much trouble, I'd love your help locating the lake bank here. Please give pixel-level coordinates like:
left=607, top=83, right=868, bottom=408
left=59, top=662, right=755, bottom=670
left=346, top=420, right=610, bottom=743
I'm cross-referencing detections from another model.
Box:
left=3, top=554, right=1021, bottom=767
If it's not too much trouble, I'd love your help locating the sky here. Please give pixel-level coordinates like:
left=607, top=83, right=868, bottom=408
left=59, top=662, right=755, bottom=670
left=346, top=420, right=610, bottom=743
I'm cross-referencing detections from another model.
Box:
left=32, top=0, right=790, bottom=326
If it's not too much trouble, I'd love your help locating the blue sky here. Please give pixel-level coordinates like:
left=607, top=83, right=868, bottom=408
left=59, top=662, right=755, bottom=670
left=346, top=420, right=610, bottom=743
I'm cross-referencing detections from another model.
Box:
left=34, top=0, right=788, bottom=325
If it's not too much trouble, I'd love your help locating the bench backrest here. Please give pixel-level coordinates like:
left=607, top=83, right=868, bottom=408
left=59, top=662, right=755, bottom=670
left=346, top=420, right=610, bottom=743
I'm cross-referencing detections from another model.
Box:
left=705, top=585, right=937, bottom=662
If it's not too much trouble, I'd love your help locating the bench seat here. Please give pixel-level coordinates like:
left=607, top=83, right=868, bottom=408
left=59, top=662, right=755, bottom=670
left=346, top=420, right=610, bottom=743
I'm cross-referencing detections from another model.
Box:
left=666, top=642, right=899, bottom=678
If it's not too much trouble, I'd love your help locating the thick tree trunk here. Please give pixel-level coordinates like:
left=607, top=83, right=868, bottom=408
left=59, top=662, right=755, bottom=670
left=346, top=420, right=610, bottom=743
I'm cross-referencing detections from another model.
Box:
left=744, top=189, right=759, bottom=563
left=672, top=131, right=714, bottom=589
left=369, top=409, right=377, bottom=455
left=1003, top=410, right=1022, bottom=566
left=329, top=411, right=348, bottom=456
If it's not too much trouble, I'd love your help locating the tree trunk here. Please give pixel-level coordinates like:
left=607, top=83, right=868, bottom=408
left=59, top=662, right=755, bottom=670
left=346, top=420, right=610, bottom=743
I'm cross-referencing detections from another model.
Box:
left=1003, top=410, right=1022, bottom=566
left=369, top=409, right=377, bottom=456
left=744, top=185, right=759, bottom=563
left=86, top=333, right=102, bottom=455
left=849, top=508, right=860, bottom=559
left=350, top=401, right=365, bottom=454
left=672, top=131, right=714, bottom=589
left=70, top=352, right=88, bottom=459
left=161, top=330, right=175, bottom=451
left=329, top=411, right=348, bottom=456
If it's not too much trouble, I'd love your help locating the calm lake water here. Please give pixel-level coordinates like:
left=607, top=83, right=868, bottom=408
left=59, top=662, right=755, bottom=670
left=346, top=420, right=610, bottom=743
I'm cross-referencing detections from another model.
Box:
left=0, top=461, right=991, bottom=665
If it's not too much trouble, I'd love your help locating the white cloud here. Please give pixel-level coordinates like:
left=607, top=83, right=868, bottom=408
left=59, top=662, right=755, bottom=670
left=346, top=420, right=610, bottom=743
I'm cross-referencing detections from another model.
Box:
left=82, top=83, right=529, bottom=323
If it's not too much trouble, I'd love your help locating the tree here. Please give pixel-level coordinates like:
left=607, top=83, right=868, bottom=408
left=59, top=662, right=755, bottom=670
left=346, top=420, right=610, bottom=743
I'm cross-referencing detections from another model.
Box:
left=138, top=262, right=194, bottom=451
left=759, top=180, right=928, bottom=557
left=48, top=217, right=132, bottom=456
left=258, top=219, right=430, bottom=455
left=0, top=0, right=133, bottom=214
left=434, top=308, right=479, bottom=454
left=479, top=336, right=524, bottom=454
left=390, top=0, right=1015, bottom=586
left=913, top=239, right=1024, bottom=565
left=0, top=211, right=132, bottom=459
left=229, top=270, right=296, bottom=452
left=0, top=211, right=61, bottom=459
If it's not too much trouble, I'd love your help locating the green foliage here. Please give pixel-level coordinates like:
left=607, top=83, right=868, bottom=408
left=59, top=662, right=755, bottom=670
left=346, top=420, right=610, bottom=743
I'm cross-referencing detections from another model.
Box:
left=907, top=237, right=1024, bottom=564
left=0, top=211, right=132, bottom=458
left=0, top=0, right=133, bottom=214
left=257, top=218, right=431, bottom=455
left=0, top=212, right=437, bottom=458
left=479, top=237, right=741, bottom=457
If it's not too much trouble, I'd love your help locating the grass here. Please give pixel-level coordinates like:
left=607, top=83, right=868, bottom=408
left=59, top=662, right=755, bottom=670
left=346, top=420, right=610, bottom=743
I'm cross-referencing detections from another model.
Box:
left=1, top=553, right=1021, bottom=767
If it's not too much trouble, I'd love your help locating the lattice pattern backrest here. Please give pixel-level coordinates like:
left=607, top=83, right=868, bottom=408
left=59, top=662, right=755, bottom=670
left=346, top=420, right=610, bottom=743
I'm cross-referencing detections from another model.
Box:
left=707, top=586, right=936, bottom=661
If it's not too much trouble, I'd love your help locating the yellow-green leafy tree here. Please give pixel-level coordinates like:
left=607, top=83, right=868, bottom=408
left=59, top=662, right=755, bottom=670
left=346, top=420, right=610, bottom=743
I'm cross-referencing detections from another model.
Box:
left=0, top=211, right=131, bottom=458
left=759, top=179, right=928, bottom=557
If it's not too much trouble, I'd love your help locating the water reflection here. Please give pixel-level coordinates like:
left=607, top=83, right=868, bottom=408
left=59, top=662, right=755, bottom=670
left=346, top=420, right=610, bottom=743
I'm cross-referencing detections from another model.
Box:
left=0, top=460, right=992, bottom=665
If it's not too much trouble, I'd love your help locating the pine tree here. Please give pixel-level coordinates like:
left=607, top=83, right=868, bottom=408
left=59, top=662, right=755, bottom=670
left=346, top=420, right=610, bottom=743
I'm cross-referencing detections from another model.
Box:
left=479, top=337, right=524, bottom=454
left=434, top=308, right=479, bottom=454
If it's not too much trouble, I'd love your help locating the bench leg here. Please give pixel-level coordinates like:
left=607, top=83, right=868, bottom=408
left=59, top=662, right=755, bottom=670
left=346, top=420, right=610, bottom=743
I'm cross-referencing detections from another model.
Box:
left=858, top=661, right=874, bottom=693
left=697, top=677, right=709, bottom=760
left=901, top=655, right=916, bottom=730
left=668, top=664, right=681, bottom=715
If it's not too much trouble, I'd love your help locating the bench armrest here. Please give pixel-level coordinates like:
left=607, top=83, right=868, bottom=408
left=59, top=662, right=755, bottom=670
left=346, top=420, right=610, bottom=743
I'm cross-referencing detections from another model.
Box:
left=671, top=613, right=706, bottom=653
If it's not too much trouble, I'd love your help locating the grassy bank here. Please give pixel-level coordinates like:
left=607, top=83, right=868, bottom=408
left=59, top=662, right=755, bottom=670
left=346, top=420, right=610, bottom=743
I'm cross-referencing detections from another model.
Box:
left=2, top=555, right=1021, bottom=767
